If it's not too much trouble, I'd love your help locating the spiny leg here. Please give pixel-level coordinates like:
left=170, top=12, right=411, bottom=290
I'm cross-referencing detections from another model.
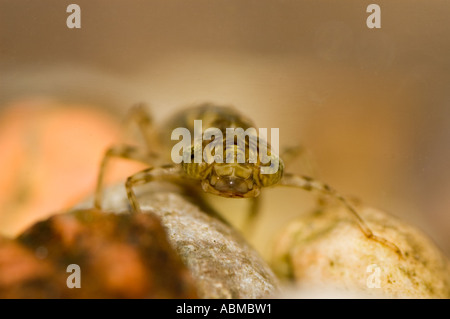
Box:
left=94, top=145, right=156, bottom=210
left=242, top=196, right=261, bottom=235
left=281, top=145, right=332, bottom=207
left=279, top=173, right=402, bottom=256
left=125, top=165, right=182, bottom=214
left=95, top=105, right=158, bottom=210
left=125, top=103, right=156, bottom=150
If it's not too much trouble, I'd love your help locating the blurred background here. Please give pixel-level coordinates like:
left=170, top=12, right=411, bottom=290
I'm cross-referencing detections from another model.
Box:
left=1, top=0, right=449, bottom=258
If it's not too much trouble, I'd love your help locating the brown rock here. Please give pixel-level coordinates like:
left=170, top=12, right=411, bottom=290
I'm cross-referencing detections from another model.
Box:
left=0, top=209, right=197, bottom=298
left=0, top=237, right=63, bottom=298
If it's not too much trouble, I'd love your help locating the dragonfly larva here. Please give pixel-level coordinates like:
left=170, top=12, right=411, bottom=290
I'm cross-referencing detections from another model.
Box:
left=94, top=103, right=402, bottom=256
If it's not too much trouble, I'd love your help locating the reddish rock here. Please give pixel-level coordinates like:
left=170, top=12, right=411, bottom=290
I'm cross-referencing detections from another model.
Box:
left=0, top=209, right=197, bottom=298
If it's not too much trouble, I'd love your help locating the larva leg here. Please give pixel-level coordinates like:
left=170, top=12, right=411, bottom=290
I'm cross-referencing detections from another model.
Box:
left=279, top=173, right=402, bottom=256
left=125, top=104, right=156, bottom=150
left=242, top=196, right=261, bottom=234
left=281, top=146, right=329, bottom=207
left=94, top=144, right=155, bottom=210
left=125, top=165, right=182, bottom=214
left=95, top=105, right=158, bottom=210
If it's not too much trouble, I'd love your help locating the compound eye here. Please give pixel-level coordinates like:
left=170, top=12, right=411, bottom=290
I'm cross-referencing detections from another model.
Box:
left=181, top=147, right=210, bottom=180
left=182, top=145, right=202, bottom=163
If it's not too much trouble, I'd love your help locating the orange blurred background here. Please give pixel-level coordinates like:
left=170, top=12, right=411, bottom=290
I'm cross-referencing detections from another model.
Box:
left=1, top=1, right=449, bottom=257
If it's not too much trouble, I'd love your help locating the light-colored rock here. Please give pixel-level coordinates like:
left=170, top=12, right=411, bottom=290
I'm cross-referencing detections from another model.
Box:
left=76, top=182, right=279, bottom=298
left=271, top=204, right=450, bottom=299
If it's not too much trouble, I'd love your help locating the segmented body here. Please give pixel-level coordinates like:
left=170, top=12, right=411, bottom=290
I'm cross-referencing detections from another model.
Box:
left=160, top=104, right=255, bottom=140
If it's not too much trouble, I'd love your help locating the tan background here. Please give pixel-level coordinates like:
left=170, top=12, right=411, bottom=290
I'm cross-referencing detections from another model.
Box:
left=1, top=1, right=449, bottom=257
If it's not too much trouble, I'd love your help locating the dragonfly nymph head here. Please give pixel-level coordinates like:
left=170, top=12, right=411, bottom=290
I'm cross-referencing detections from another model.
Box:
left=182, top=144, right=284, bottom=198
left=202, top=161, right=260, bottom=198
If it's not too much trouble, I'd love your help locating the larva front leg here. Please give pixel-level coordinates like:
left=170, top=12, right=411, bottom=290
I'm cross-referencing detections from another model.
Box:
left=94, top=144, right=154, bottom=210
left=125, top=164, right=182, bottom=214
